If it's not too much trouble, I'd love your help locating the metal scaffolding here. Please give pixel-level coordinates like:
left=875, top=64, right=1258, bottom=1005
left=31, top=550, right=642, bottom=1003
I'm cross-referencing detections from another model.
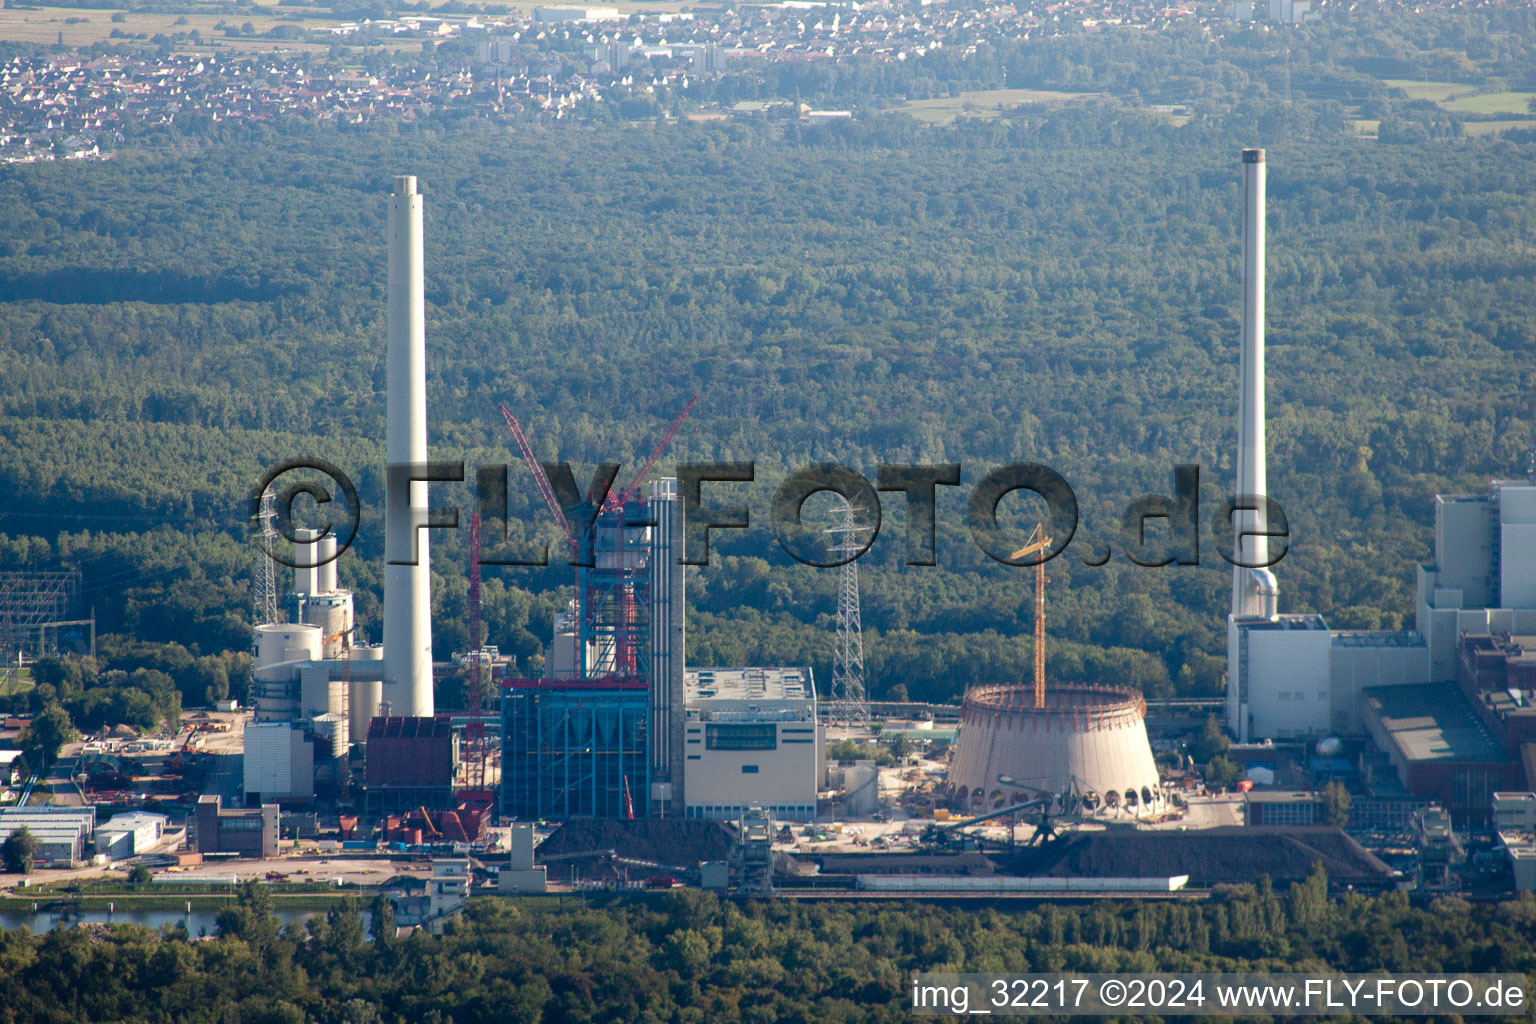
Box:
left=578, top=499, right=654, bottom=689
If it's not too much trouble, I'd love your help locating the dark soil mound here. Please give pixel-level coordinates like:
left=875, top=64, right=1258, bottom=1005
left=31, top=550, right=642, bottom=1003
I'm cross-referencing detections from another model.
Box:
left=537, top=819, right=737, bottom=867
left=998, top=826, right=1393, bottom=886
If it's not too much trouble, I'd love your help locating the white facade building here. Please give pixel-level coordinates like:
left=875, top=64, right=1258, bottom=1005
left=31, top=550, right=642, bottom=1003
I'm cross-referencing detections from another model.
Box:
left=243, top=722, right=315, bottom=802
left=1230, top=480, right=1536, bottom=741
left=683, top=667, right=822, bottom=822
left=1418, top=481, right=1536, bottom=681
left=95, top=811, right=168, bottom=861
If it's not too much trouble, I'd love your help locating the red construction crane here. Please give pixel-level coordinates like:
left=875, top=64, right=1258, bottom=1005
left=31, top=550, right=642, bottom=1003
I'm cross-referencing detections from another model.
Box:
left=609, top=396, right=697, bottom=509
left=497, top=403, right=578, bottom=557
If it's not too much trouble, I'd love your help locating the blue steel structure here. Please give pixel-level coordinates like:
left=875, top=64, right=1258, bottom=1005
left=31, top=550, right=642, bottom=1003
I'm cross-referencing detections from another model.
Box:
left=502, top=677, right=650, bottom=819
left=578, top=498, right=654, bottom=685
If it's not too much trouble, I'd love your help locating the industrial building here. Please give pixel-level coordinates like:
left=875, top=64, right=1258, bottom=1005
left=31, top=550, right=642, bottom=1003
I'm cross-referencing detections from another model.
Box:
left=1232, top=476, right=1536, bottom=742
left=1418, top=482, right=1536, bottom=680
left=95, top=811, right=168, bottom=861
left=364, top=716, right=459, bottom=813
left=195, top=795, right=278, bottom=858
left=1223, top=149, right=1458, bottom=743
left=682, top=667, right=821, bottom=822
left=1224, top=148, right=1536, bottom=744
left=244, top=722, right=316, bottom=803
left=245, top=529, right=374, bottom=803
left=502, top=677, right=649, bottom=819
left=1494, top=793, right=1536, bottom=891
left=1356, top=628, right=1536, bottom=823
left=241, top=176, right=442, bottom=814
left=1243, top=790, right=1323, bottom=826
left=506, top=465, right=689, bottom=821
left=1362, top=682, right=1518, bottom=824
left=0, top=806, right=95, bottom=867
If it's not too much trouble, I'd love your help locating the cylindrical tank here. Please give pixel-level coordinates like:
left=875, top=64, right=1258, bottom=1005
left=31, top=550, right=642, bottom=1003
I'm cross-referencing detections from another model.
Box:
left=254, top=623, right=323, bottom=671
left=312, top=713, right=349, bottom=759
left=302, top=592, right=354, bottom=658
left=843, top=764, right=879, bottom=817
left=252, top=624, right=322, bottom=722
left=349, top=677, right=383, bottom=740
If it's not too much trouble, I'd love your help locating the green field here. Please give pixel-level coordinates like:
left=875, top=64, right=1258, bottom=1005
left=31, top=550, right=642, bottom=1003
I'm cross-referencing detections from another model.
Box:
left=1382, top=78, right=1481, bottom=102
left=1442, top=91, right=1536, bottom=115
left=898, top=88, right=1099, bottom=124
left=1462, top=119, right=1536, bottom=137
left=1380, top=79, right=1535, bottom=117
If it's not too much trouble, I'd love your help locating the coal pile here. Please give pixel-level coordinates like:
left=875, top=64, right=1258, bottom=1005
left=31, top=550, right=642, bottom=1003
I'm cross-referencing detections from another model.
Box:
left=998, top=826, right=1394, bottom=887
left=536, top=819, right=737, bottom=868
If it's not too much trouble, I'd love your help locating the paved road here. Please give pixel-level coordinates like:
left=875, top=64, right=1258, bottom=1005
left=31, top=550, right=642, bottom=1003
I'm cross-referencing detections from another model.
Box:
left=203, top=752, right=242, bottom=803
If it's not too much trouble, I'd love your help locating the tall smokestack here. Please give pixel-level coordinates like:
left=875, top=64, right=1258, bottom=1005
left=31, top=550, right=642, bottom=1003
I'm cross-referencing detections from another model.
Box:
left=1232, top=148, right=1274, bottom=619
left=383, top=175, right=434, bottom=717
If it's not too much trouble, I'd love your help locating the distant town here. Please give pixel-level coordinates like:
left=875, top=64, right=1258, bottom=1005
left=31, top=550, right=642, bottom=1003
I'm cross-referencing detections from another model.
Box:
left=0, top=0, right=1329, bottom=162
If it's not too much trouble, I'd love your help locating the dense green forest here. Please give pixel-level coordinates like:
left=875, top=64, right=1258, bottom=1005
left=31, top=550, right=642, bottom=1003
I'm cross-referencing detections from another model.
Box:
left=0, top=879, right=1534, bottom=1022
left=1, top=8, right=1534, bottom=718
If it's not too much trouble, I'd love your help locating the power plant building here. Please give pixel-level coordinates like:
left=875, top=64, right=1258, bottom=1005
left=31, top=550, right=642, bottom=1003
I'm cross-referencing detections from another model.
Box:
left=523, top=477, right=686, bottom=820
left=243, top=176, right=440, bottom=809
left=245, top=530, right=374, bottom=802
left=195, top=795, right=279, bottom=858
left=1225, top=148, right=1437, bottom=742
left=1225, top=145, right=1536, bottom=743
left=682, top=667, right=821, bottom=822
left=365, top=716, right=459, bottom=813
left=501, top=677, right=650, bottom=819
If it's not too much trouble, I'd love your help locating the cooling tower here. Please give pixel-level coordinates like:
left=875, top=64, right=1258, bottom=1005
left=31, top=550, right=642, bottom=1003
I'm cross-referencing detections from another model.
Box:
left=948, top=683, right=1161, bottom=814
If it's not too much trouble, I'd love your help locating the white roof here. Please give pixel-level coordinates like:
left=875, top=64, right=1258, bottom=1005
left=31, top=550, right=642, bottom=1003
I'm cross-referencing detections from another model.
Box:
left=100, top=811, right=167, bottom=830
left=0, top=750, right=24, bottom=764
left=685, top=667, right=813, bottom=703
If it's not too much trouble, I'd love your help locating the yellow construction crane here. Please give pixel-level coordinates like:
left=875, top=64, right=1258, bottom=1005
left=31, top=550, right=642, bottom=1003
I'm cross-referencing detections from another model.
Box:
left=1012, top=524, right=1052, bottom=710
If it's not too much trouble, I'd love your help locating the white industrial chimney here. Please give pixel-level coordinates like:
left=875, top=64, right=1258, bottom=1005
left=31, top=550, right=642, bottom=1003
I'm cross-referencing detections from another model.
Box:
left=1232, top=148, right=1276, bottom=620
left=383, top=175, right=434, bottom=717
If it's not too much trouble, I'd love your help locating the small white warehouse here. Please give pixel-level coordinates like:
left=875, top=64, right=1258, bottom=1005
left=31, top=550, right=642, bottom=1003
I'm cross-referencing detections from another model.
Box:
left=682, top=667, right=822, bottom=822
left=95, top=811, right=168, bottom=861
